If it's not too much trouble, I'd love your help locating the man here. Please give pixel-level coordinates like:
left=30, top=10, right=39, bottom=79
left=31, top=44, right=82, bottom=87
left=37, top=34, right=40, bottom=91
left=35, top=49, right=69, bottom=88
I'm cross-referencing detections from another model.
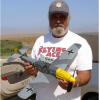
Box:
left=24, top=0, right=92, bottom=100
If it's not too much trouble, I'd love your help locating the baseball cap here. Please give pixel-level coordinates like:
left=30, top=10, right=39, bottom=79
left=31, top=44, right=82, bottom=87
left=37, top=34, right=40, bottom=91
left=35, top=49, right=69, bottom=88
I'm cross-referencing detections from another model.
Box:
left=49, top=0, right=69, bottom=17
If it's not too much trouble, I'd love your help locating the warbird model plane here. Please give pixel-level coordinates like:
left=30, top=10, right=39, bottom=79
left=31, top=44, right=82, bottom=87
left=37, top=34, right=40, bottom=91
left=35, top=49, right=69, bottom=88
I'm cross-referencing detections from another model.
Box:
left=17, top=43, right=81, bottom=99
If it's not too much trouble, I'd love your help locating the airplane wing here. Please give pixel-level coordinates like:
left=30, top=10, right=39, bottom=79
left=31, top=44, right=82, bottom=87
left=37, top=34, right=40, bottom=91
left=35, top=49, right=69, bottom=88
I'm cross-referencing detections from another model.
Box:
left=18, top=72, right=52, bottom=99
left=49, top=43, right=81, bottom=70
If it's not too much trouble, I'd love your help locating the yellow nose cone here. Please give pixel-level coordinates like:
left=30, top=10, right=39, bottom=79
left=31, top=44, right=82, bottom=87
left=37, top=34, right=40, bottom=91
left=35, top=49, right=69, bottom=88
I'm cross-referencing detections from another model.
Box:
left=56, top=68, right=76, bottom=83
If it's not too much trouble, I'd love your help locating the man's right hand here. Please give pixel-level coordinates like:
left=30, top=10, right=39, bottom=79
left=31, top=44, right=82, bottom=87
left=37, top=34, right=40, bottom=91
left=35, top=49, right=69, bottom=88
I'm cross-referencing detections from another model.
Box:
left=23, top=62, right=38, bottom=76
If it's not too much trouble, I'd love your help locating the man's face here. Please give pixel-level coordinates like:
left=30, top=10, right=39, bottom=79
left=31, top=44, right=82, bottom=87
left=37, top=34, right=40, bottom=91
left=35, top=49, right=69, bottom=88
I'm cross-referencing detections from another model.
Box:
left=50, top=13, right=68, bottom=29
left=49, top=13, right=68, bottom=37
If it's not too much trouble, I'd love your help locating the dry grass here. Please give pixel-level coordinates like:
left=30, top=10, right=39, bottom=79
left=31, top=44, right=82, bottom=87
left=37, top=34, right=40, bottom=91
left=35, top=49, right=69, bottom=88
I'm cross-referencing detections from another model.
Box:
left=1, top=35, right=38, bottom=48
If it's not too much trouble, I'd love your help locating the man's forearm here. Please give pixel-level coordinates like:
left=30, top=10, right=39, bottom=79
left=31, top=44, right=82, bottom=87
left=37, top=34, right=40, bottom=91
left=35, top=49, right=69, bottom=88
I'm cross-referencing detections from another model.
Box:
left=73, top=70, right=91, bottom=87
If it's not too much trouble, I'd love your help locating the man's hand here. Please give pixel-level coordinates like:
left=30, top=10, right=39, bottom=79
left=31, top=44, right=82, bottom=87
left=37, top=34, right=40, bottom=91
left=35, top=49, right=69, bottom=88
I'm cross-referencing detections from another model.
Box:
left=58, top=79, right=69, bottom=90
left=24, top=62, right=38, bottom=76
left=58, top=70, right=91, bottom=90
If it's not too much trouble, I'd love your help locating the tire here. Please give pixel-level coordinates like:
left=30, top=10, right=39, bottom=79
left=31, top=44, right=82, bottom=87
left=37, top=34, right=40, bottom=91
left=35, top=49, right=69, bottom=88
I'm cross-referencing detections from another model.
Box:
left=82, top=92, right=98, bottom=100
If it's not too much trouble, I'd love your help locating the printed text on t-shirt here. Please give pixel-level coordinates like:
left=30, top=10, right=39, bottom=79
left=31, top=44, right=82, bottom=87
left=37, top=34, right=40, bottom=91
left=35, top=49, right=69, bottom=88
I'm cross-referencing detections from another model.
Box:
left=38, top=46, right=66, bottom=57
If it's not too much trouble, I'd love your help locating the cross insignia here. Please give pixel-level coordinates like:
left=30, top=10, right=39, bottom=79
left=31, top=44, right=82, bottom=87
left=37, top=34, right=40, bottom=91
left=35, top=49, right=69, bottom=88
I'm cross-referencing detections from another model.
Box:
left=26, top=88, right=33, bottom=93
left=68, top=49, right=74, bottom=55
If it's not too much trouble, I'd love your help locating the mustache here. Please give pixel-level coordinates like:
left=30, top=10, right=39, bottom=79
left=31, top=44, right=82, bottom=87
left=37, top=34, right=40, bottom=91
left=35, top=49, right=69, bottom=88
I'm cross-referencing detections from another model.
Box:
left=54, top=24, right=64, bottom=28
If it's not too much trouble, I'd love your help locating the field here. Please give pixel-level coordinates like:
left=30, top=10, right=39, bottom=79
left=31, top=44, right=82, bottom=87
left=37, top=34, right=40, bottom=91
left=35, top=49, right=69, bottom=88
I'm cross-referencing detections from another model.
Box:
left=1, top=34, right=38, bottom=47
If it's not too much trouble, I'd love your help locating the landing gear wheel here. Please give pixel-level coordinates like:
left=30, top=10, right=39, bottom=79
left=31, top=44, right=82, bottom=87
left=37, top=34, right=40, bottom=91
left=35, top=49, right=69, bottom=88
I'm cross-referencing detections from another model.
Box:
left=82, top=92, right=98, bottom=100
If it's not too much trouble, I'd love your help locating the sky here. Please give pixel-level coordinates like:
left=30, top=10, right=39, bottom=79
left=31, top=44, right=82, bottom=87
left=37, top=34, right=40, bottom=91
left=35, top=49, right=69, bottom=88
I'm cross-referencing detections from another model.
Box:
left=1, top=0, right=99, bottom=35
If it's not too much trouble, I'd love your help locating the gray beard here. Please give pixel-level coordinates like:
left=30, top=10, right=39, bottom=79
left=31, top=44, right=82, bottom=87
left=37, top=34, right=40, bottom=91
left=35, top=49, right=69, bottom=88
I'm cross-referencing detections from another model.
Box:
left=51, top=27, right=67, bottom=37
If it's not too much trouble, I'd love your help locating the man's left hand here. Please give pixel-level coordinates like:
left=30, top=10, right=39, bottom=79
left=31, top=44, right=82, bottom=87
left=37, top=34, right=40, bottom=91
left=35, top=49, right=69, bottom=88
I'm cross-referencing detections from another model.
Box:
left=58, top=79, right=69, bottom=90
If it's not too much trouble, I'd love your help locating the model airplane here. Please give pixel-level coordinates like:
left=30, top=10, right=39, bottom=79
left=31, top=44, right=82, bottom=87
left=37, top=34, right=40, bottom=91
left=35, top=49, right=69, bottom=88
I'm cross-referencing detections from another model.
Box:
left=17, top=43, right=81, bottom=99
